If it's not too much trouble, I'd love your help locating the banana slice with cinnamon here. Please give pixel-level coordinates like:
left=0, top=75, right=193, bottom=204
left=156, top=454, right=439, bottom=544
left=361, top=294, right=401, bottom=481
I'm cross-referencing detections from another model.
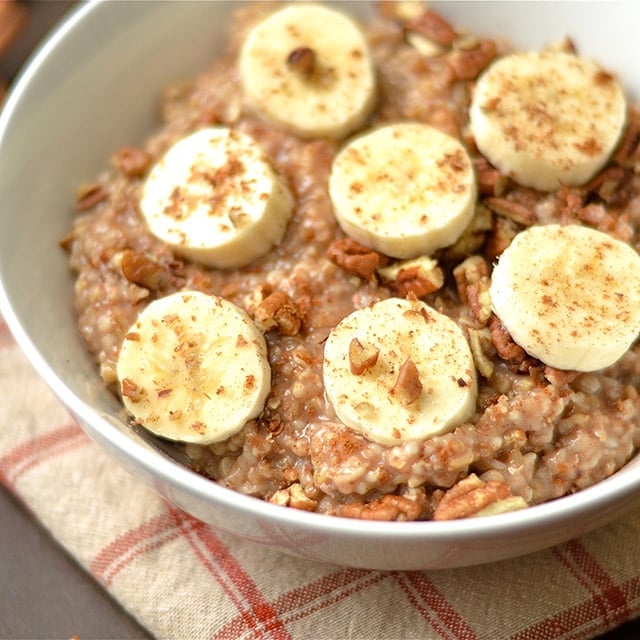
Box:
left=239, top=3, right=376, bottom=140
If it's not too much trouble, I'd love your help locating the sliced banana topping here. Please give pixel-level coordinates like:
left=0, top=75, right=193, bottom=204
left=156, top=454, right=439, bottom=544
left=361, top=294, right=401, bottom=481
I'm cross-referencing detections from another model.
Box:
left=469, top=51, right=627, bottom=191
left=323, top=297, right=477, bottom=446
left=116, top=291, right=271, bottom=445
left=238, top=3, right=376, bottom=139
left=140, top=127, right=294, bottom=269
left=490, top=224, right=640, bottom=372
left=329, top=122, right=477, bottom=259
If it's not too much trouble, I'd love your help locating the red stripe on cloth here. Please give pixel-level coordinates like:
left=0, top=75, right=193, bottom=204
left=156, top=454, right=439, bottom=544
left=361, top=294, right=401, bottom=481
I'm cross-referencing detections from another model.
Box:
left=90, top=509, right=205, bottom=587
left=165, top=506, right=292, bottom=640
left=557, top=540, right=630, bottom=626
left=512, top=581, right=639, bottom=640
left=213, top=567, right=386, bottom=639
left=0, top=422, right=88, bottom=490
left=512, top=542, right=633, bottom=640
left=395, top=572, right=478, bottom=640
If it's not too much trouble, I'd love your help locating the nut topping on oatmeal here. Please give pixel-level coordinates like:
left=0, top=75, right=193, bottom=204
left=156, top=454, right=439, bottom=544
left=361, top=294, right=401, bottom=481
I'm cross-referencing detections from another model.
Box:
left=323, top=297, right=477, bottom=445
left=329, top=122, right=477, bottom=258
left=254, top=290, right=303, bottom=336
left=326, top=237, right=388, bottom=281
left=239, top=4, right=376, bottom=139
left=377, top=256, right=444, bottom=299
left=392, top=358, right=423, bottom=406
left=469, top=51, right=627, bottom=191
left=139, top=127, right=294, bottom=269
left=348, top=338, right=379, bottom=375
left=286, top=46, right=317, bottom=80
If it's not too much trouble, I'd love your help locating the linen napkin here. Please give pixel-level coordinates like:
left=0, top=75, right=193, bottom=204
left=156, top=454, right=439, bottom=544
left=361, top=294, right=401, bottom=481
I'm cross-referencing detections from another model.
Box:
left=2, top=314, right=640, bottom=640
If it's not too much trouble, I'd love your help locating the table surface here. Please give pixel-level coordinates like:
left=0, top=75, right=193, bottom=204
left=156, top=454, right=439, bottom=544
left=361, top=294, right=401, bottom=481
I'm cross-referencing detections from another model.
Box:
left=1, top=3, right=639, bottom=639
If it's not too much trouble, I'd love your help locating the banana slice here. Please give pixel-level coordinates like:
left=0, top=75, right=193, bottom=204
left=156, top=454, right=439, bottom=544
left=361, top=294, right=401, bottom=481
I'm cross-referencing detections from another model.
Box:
left=139, top=127, right=294, bottom=269
left=238, top=4, right=376, bottom=140
left=469, top=51, right=627, bottom=192
left=116, top=291, right=271, bottom=444
left=328, top=122, right=477, bottom=259
left=323, top=297, right=477, bottom=446
left=490, top=224, right=640, bottom=372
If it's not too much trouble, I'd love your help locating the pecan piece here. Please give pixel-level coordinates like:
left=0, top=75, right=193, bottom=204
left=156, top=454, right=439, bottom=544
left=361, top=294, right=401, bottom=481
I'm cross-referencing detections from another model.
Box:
left=581, top=166, right=625, bottom=202
left=433, top=473, right=512, bottom=520
left=489, top=315, right=527, bottom=364
left=119, top=250, right=173, bottom=291
left=326, top=237, right=389, bottom=281
left=474, top=157, right=509, bottom=197
left=484, top=196, right=536, bottom=226
left=286, top=46, right=316, bottom=79
left=254, top=291, right=303, bottom=336
left=338, top=494, right=424, bottom=521
left=111, top=146, right=152, bottom=178
left=392, top=358, right=423, bottom=406
left=75, top=182, right=108, bottom=211
left=270, top=483, right=318, bottom=512
left=378, top=256, right=444, bottom=298
left=446, top=39, right=496, bottom=81
left=404, top=9, right=457, bottom=46
left=349, top=338, right=379, bottom=375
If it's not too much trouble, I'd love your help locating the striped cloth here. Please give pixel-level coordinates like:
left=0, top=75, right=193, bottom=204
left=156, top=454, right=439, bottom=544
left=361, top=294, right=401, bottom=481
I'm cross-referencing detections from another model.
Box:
left=1, top=314, right=640, bottom=640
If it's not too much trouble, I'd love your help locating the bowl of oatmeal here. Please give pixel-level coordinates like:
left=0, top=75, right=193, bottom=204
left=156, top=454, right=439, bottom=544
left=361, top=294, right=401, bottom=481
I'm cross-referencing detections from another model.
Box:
left=1, top=0, right=640, bottom=570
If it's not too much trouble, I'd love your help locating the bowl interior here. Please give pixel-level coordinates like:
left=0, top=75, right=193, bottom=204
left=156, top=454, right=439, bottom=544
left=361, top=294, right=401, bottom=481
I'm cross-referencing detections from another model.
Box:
left=1, top=0, right=640, bottom=569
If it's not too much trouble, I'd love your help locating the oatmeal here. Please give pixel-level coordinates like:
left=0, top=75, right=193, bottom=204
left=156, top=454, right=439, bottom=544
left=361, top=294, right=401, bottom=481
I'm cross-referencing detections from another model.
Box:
left=65, top=2, right=640, bottom=521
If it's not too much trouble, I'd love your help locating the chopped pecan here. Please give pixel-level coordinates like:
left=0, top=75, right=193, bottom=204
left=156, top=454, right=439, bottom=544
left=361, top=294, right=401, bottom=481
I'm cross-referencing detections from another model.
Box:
left=326, top=237, right=389, bottom=281
left=75, top=182, right=108, bottom=211
left=396, top=265, right=443, bottom=297
left=489, top=315, right=527, bottom=364
left=254, top=291, right=303, bottom=336
left=484, top=196, right=536, bottom=226
left=338, top=494, right=424, bottom=521
left=581, top=166, right=626, bottom=202
left=392, top=358, right=423, bottom=406
left=286, top=46, right=316, bottom=79
left=378, top=256, right=444, bottom=298
left=433, top=473, right=512, bottom=520
left=349, top=338, right=379, bottom=375
left=453, top=256, right=492, bottom=326
left=544, top=365, right=579, bottom=388
left=474, top=157, right=509, bottom=197
left=119, top=250, right=173, bottom=291
left=453, top=255, right=489, bottom=303
left=270, top=483, right=318, bottom=512
left=111, top=146, right=152, bottom=178
left=446, top=39, right=496, bottom=81
left=404, top=9, right=457, bottom=46
left=485, top=215, right=519, bottom=261
left=120, top=377, right=143, bottom=402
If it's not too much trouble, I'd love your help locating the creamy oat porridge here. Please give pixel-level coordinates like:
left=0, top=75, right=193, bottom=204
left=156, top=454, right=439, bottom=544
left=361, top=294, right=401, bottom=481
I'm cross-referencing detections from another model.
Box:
left=63, top=1, right=640, bottom=521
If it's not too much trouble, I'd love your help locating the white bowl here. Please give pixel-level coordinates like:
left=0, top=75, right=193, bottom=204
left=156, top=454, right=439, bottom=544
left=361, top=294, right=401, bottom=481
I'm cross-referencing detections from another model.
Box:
left=1, top=0, right=639, bottom=570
